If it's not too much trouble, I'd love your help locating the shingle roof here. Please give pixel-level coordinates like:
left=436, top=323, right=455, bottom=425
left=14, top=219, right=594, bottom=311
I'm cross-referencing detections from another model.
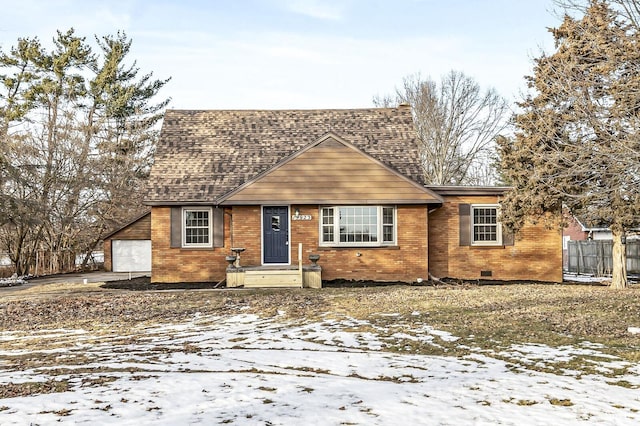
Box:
left=145, top=107, right=424, bottom=204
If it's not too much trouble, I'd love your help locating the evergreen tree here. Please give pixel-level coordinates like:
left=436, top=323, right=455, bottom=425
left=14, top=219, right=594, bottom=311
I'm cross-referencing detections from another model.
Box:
left=0, top=29, right=170, bottom=275
left=498, top=1, right=640, bottom=288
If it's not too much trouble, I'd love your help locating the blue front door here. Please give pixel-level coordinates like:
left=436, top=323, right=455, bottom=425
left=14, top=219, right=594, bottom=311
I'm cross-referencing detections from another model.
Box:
left=263, top=206, right=289, bottom=264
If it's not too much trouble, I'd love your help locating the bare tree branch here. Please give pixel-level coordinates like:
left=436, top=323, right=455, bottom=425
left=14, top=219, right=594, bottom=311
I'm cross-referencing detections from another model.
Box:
left=375, top=71, right=509, bottom=185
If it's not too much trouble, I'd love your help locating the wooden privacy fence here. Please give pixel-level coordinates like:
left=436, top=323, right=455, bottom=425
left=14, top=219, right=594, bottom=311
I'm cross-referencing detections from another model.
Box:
left=567, top=240, right=640, bottom=275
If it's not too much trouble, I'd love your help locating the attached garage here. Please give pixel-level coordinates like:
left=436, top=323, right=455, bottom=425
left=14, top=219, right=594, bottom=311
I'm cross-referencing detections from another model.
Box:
left=112, top=240, right=151, bottom=272
left=103, top=212, right=152, bottom=272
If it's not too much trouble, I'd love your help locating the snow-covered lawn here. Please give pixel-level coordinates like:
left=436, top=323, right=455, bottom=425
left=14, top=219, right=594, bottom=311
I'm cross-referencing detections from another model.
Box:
left=1, top=311, right=639, bottom=425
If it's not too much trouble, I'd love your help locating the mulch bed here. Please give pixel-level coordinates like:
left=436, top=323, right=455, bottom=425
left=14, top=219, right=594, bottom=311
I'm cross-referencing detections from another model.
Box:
left=101, top=276, right=221, bottom=290
left=101, top=276, right=429, bottom=291
left=101, top=276, right=571, bottom=291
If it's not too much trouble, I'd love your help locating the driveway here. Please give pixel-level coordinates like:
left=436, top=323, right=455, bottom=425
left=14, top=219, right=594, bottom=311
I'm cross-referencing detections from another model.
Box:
left=0, top=271, right=150, bottom=293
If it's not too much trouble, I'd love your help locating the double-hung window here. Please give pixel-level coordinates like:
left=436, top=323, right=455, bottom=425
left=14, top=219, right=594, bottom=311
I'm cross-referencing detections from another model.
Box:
left=471, top=205, right=502, bottom=245
left=320, top=206, right=396, bottom=246
left=183, top=207, right=212, bottom=248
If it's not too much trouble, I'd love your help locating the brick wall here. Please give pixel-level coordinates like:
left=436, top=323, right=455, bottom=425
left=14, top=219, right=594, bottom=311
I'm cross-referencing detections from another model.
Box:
left=104, top=213, right=151, bottom=272
left=151, top=207, right=231, bottom=283
left=563, top=213, right=587, bottom=242
left=428, top=195, right=563, bottom=282
left=152, top=200, right=565, bottom=284
left=228, top=206, right=262, bottom=266
left=151, top=200, right=561, bottom=284
left=152, top=204, right=428, bottom=283
left=290, top=205, right=428, bottom=282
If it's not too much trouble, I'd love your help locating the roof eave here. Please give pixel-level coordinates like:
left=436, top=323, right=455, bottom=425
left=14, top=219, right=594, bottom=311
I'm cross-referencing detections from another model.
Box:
left=426, top=185, right=513, bottom=196
left=143, top=200, right=221, bottom=206
left=218, top=199, right=443, bottom=206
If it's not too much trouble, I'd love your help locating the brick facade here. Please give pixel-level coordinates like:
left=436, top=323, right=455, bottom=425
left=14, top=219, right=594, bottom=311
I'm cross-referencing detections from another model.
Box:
left=291, top=205, right=428, bottom=283
left=563, top=213, right=587, bottom=242
left=150, top=204, right=428, bottom=283
left=151, top=207, right=231, bottom=283
left=428, top=195, right=563, bottom=282
left=150, top=198, right=562, bottom=284
left=103, top=213, right=151, bottom=272
left=227, top=206, right=263, bottom=267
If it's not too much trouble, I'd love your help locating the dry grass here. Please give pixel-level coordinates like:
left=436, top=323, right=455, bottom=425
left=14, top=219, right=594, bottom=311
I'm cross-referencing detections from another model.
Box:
left=1, top=282, right=639, bottom=367
left=0, top=380, right=69, bottom=399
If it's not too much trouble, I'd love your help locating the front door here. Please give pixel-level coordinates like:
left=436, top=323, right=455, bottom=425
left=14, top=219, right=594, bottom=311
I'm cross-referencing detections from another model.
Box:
left=263, top=206, right=289, bottom=264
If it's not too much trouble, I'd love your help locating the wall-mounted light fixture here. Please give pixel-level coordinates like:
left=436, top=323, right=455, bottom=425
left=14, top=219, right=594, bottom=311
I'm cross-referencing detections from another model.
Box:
left=294, top=208, right=300, bottom=216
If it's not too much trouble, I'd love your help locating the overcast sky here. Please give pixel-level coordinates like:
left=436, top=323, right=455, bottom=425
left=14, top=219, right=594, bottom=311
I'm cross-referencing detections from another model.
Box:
left=1, top=0, right=561, bottom=110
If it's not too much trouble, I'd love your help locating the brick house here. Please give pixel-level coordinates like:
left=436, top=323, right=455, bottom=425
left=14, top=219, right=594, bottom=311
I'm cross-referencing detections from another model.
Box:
left=125, top=106, right=562, bottom=285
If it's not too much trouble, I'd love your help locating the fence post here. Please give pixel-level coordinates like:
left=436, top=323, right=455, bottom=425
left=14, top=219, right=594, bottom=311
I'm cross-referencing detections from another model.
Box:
left=597, top=241, right=604, bottom=276
left=576, top=241, right=583, bottom=275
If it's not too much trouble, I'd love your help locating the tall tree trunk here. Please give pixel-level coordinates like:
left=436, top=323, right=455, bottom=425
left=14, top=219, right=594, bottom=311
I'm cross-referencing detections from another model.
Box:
left=611, top=227, right=628, bottom=289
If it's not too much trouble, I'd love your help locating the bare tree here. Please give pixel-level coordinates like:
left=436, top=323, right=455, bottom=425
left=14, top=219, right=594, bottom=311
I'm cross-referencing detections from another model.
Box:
left=0, top=29, right=169, bottom=275
left=498, top=1, right=640, bottom=289
left=375, top=72, right=509, bottom=185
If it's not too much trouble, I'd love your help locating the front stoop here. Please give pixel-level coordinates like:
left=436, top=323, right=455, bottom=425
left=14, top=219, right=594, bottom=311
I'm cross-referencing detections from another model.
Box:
left=226, top=265, right=322, bottom=288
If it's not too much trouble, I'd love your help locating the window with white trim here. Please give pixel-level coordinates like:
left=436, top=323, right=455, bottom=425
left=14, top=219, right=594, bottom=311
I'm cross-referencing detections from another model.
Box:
left=320, top=206, right=396, bottom=246
left=183, top=208, right=212, bottom=247
left=471, top=205, right=502, bottom=245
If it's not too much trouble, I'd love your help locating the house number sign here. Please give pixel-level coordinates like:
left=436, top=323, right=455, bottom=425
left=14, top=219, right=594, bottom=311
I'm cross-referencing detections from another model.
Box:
left=292, top=214, right=312, bottom=221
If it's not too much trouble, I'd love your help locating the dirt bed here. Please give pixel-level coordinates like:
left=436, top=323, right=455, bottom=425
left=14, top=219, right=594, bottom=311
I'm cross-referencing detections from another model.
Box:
left=101, top=276, right=425, bottom=290
left=101, top=276, right=220, bottom=290
left=100, top=276, right=562, bottom=291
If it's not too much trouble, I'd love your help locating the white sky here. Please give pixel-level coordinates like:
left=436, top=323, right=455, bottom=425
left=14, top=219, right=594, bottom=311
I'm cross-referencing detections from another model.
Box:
left=0, top=0, right=561, bottom=109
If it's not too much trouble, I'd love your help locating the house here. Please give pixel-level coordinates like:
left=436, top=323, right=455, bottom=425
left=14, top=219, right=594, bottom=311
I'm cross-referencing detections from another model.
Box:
left=107, top=106, right=562, bottom=285
left=563, top=213, right=616, bottom=243
left=563, top=213, right=640, bottom=243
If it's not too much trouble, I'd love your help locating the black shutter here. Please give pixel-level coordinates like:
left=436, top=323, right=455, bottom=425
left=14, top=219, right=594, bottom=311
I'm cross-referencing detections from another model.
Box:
left=170, top=207, right=182, bottom=248
left=459, top=204, right=471, bottom=246
left=213, top=207, right=224, bottom=248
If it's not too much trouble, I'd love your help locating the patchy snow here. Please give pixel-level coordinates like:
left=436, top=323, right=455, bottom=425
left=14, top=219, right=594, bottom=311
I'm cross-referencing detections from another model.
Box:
left=0, top=274, right=26, bottom=287
left=563, top=272, right=610, bottom=284
left=563, top=272, right=640, bottom=285
left=1, top=314, right=639, bottom=425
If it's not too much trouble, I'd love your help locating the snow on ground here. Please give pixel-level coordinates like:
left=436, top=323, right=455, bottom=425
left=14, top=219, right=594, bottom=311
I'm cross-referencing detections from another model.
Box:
left=563, top=272, right=639, bottom=285
left=0, top=276, right=26, bottom=287
left=1, top=312, right=639, bottom=425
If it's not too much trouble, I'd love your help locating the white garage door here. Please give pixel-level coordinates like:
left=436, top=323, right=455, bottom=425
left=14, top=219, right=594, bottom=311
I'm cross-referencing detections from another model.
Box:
left=112, top=240, right=151, bottom=272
